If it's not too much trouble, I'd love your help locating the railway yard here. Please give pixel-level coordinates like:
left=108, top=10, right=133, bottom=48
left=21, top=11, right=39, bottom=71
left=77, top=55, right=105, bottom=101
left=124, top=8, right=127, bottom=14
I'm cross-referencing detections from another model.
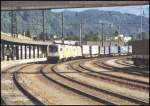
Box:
left=1, top=56, right=149, bottom=105
left=1, top=1, right=149, bottom=105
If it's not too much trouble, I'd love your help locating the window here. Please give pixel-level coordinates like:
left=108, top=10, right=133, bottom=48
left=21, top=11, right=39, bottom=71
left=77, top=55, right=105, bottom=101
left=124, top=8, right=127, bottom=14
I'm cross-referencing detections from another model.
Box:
left=49, top=45, right=58, bottom=53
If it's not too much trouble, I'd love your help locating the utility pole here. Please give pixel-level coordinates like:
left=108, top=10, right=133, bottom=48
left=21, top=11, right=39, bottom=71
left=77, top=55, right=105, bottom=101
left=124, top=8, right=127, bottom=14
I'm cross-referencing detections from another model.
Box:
left=80, top=23, right=82, bottom=45
left=97, top=23, right=99, bottom=45
left=117, top=25, right=120, bottom=46
left=118, top=36, right=119, bottom=47
left=42, top=10, right=45, bottom=41
left=109, top=24, right=112, bottom=47
left=101, top=23, right=104, bottom=47
left=11, top=10, right=18, bottom=38
left=140, top=8, right=143, bottom=40
left=79, top=12, right=84, bottom=46
left=118, top=24, right=120, bottom=35
left=61, top=12, right=64, bottom=44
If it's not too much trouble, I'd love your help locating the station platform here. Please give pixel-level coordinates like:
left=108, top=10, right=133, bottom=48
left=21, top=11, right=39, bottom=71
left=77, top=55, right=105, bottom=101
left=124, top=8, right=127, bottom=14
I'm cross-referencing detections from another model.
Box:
left=1, top=58, right=46, bottom=71
left=1, top=33, right=52, bottom=45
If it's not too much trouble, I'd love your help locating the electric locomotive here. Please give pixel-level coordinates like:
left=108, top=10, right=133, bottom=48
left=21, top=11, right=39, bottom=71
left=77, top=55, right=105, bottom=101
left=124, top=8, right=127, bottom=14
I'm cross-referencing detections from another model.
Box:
left=47, top=44, right=82, bottom=63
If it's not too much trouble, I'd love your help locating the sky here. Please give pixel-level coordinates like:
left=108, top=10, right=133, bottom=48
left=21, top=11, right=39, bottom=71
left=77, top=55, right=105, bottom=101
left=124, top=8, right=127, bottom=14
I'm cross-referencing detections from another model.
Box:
left=52, top=5, right=149, bottom=17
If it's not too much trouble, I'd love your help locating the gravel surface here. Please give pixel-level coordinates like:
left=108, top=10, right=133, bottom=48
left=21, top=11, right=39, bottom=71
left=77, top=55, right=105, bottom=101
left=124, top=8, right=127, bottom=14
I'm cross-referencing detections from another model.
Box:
left=85, top=60, right=149, bottom=83
left=56, top=63, right=149, bottom=104
left=2, top=57, right=149, bottom=105
left=19, top=64, right=100, bottom=105
left=1, top=65, right=34, bottom=105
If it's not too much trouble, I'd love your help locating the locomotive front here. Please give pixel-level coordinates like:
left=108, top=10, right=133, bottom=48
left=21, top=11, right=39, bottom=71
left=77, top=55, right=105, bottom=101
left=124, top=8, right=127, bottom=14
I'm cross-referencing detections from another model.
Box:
left=47, top=45, right=59, bottom=63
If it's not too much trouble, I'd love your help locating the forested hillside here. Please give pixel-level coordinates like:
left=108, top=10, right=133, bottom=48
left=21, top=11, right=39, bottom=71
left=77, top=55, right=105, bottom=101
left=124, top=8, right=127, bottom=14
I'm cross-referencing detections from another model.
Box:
left=1, top=9, right=149, bottom=40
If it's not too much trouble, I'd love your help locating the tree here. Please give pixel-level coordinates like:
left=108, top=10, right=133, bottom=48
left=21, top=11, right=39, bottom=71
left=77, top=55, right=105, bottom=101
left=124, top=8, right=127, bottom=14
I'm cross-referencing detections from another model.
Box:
left=22, top=29, right=25, bottom=36
left=114, top=30, right=119, bottom=37
left=38, top=32, right=49, bottom=40
left=33, top=37, right=38, bottom=40
left=45, top=33, right=50, bottom=40
left=67, top=31, right=74, bottom=36
left=64, top=34, right=79, bottom=40
left=25, top=29, right=31, bottom=38
left=39, top=32, right=44, bottom=40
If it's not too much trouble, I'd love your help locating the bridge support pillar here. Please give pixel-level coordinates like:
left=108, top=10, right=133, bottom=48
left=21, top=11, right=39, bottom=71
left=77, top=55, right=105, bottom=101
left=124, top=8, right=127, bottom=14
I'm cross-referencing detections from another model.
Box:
left=30, top=46, right=32, bottom=58
left=25, top=45, right=27, bottom=59
left=11, top=45, right=14, bottom=60
left=42, top=46, right=45, bottom=58
left=4, top=45, right=7, bottom=60
left=16, top=45, right=19, bottom=60
left=89, top=46, right=92, bottom=58
left=104, top=46, right=105, bottom=56
left=39, top=46, right=41, bottom=58
left=118, top=46, right=120, bottom=56
left=0, top=44, right=2, bottom=61
left=0, top=44, right=1, bottom=61
left=29, top=45, right=31, bottom=59
left=35, top=46, right=37, bottom=58
left=108, top=46, right=111, bottom=56
left=37, top=46, right=39, bottom=58
left=46, top=45, right=48, bottom=57
left=6, top=45, right=10, bottom=61
left=20, top=45, right=23, bottom=59
left=98, top=46, right=100, bottom=58
left=128, top=45, right=130, bottom=55
left=1, top=44, right=4, bottom=61
left=33, top=45, right=35, bottom=58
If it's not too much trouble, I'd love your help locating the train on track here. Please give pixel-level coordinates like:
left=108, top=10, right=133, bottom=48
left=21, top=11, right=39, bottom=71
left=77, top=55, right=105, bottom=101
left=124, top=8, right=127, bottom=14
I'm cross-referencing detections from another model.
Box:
left=47, top=44, right=132, bottom=63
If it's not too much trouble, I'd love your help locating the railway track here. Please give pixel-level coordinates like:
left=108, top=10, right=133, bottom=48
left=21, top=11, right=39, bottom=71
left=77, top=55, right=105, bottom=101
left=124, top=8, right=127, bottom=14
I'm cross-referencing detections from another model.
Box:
left=1, top=57, right=149, bottom=105
left=101, top=58, right=149, bottom=77
left=69, top=60, right=148, bottom=91
left=82, top=65, right=149, bottom=91
left=67, top=61, right=149, bottom=103
left=13, top=72, right=44, bottom=105
left=21, top=63, right=101, bottom=105
left=94, top=58, right=149, bottom=77
left=41, top=65, right=114, bottom=105
left=95, top=61, right=149, bottom=81
left=1, top=64, right=45, bottom=105
left=83, top=58, right=149, bottom=89
left=115, top=58, right=134, bottom=67
left=40, top=62, right=148, bottom=105
left=115, top=58, right=149, bottom=74
left=1, top=97, right=6, bottom=105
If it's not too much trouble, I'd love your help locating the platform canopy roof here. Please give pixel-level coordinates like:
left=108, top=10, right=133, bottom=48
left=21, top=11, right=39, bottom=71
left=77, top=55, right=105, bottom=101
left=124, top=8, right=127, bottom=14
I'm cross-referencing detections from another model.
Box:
left=1, top=1, right=149, bottom=11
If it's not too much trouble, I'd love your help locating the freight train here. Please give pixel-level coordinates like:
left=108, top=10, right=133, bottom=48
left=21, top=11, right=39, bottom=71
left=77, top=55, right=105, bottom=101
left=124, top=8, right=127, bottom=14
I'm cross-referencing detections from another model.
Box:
left=47, top=44, right=132, bottom=63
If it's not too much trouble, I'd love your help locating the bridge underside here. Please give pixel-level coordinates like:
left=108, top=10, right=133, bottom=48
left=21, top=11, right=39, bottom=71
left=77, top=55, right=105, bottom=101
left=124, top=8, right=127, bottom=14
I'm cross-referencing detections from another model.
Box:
left=1, top=1, right=148, bottom=11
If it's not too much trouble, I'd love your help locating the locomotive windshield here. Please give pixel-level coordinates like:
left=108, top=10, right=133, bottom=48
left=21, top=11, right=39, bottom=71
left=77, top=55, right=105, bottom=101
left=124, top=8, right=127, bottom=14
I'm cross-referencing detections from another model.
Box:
left=49, top=45, right=58, bottom=53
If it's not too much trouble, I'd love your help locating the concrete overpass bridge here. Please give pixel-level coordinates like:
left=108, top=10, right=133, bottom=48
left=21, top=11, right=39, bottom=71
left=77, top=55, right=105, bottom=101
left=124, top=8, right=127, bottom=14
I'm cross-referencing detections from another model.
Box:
left=1, top=1, right=148, bottom=10
left=1, top=33, right=52, bottom=61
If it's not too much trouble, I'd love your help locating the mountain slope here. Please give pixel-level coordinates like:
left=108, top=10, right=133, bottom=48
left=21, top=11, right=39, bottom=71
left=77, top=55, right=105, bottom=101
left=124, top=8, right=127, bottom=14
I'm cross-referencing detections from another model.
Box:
left=1, top=10, right=149, bottom=38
